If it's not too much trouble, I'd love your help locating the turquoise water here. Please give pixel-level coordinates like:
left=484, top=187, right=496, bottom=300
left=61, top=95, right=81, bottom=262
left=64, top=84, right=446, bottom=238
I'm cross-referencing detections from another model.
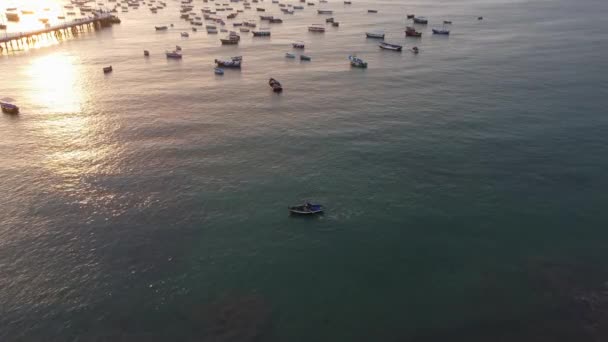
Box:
left=1, top=0, right=608, bottom=340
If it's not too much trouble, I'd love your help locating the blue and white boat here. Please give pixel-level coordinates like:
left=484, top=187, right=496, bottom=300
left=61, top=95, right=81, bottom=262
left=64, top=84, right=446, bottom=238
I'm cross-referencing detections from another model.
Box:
left=285, top=52, right=296, bottom=58
left=300, top=54, right=311, bottom=61
left=214, top=67, right=224, bottom=74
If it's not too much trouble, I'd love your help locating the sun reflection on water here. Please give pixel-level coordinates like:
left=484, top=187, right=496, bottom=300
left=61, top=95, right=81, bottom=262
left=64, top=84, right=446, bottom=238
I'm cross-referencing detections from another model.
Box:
left=25, top=53, right=83, bottom=113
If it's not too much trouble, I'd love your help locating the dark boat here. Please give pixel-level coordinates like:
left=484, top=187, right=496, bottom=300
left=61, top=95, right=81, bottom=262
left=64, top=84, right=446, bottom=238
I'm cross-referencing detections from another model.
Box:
left=367, top=9, right=377, bottom=13
left=405, top=26, right=422, bottom=37
left=103, top=66, right=113, bottom=73
left=269, top=18, right=283, bottom=23
left=379, top=42, right=402, bottom=51
left=326, top=17, right=334, bottom=23
left=288, top=203, right=324, bottom=215
left=269, top=78, right=283, bottom=92
left=432, top=28, right=450, bottom=35
left=478, top=16, right=483, bottom=20
left=220, top=38, right=239, bottom=44
left=332, top=21, right=339, bottom=27
left=411, top=46, right=419, bottom=54
left=406, top=14, right=415, bottom=19
left=413, top=16, right=428, bottom=24
left=1, top=102, right=19, bottom=115
left=443, top=20, right=452, bottom=24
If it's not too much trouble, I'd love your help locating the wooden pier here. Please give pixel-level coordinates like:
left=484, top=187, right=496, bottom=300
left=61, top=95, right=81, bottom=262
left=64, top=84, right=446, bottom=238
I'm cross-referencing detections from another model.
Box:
left=0, top=13, right=119, bottom=52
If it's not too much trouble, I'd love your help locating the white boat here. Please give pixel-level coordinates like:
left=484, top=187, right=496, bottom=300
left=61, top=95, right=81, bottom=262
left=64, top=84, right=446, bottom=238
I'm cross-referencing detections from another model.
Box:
left=214, top=67, right=224, bottom=75
left=285, top=52, right=296, bottom=58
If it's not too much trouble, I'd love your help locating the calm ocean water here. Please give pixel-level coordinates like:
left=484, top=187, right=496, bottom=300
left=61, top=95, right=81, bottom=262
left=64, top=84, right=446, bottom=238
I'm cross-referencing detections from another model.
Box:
left=1, top=0, right=608, bottom=340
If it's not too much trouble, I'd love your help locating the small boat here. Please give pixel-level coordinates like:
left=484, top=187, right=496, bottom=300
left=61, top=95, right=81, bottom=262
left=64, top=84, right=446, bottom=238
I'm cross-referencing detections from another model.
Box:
left=478, top=16, right=483, bottom=20
left=288, top=203, right=324, bottom=215
left=269, top=18, right=283, bottom=23
left=214, top=67, right=224, bottom=75
left=220, top=37, right=239, bottom=44
left=0, top=24, right=7, bottom=30
left=214, top=58, right=241, bottom=67
left=155, top=25, right=168, bottom=30
left=413, top=16, right=428, bottom=24
left=317, top=9, right=332, bottom=14
left=432, top=28, right=450, bottom=35
left=405, top=26, right=422, bottom=37
left=379, top=42, right=402, bottom=51
left=411, top=46, right=419, bottom=54
left=103, top=66, right=113, bottom=73
left=252, top=29, right=271, bottom=36
left=348, top=55, right=367, bottom=68
left=58, top=16, right=66, bottom=19
left=207, top=28, right=218, bottom=33
left=326, top=17, right=334, bottom=23
left=0, top=102, right=19, bottom=115
left=285, top=52, right=296, bottom=58
left=308, top=24, right=325, bottom=32
left=227, top=13, right=237, bottom=18
left=292, top=41, right=305, bottom=48
left=257, top=7, right=265, bottom=11
left=307, top=2, right=315, bottom=5
left=181, top=32, right=190, bottom=37
left=176, top=45, right=182, bottom=51
left=406, top=14, right=415, bottom=19
left=144, top=50, right=150, bottom=56
left=220, top=28, right=228, bottom=32
left=293, top=5, right=304, bottom=9
left=166, top=51, right=183, bottom=58
left=367, top=9, right=378, bottom=13
left=300, top=55, right=311, bottom=61
left=443, top=20, right=452, bottom=24
left=260, top=15, right=273, bottom=20
left=233, top=22, right=243, bottom=26
left=192, top=27, right=198, bottom=32
left=365, top=31, right=384, bottom=39
left=269, top=78, right=283, bottom=92
left=231, top=56, right=243, bottom=61
left=344, top=1, right=351, bottom=4
left=332, top=22, right=339, bottom=27
left=239, top=27, right=250, bottom=32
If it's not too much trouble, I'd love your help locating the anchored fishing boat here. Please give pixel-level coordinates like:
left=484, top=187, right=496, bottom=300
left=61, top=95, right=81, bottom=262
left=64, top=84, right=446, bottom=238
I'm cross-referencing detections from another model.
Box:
left=269, top=78, right=283, bottom=92
left=432, top=28, right=450, bottom=35
left=317, top=9, right=332, bottom=14
left=348, top=55, right=367, bottom=68
left=0, top=102, right=19, bottom=115
left=292, top=41, right=305, bottom=48
left=405, top=26, right=422, bottom=37
left=379, top=42, right=402, bottom=51
left=288, top=202, right=324, bottom=215
left=166, top=50, right=182, bottom=58
left=308, top=24, right=325, bottom=32
left=103, top=66, right=113, bottom=73
left=413, top=16, right=428, bottom=24
left=214, top=57, right=241, bottom=67
left=365, top=31, right=384, bottom=39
